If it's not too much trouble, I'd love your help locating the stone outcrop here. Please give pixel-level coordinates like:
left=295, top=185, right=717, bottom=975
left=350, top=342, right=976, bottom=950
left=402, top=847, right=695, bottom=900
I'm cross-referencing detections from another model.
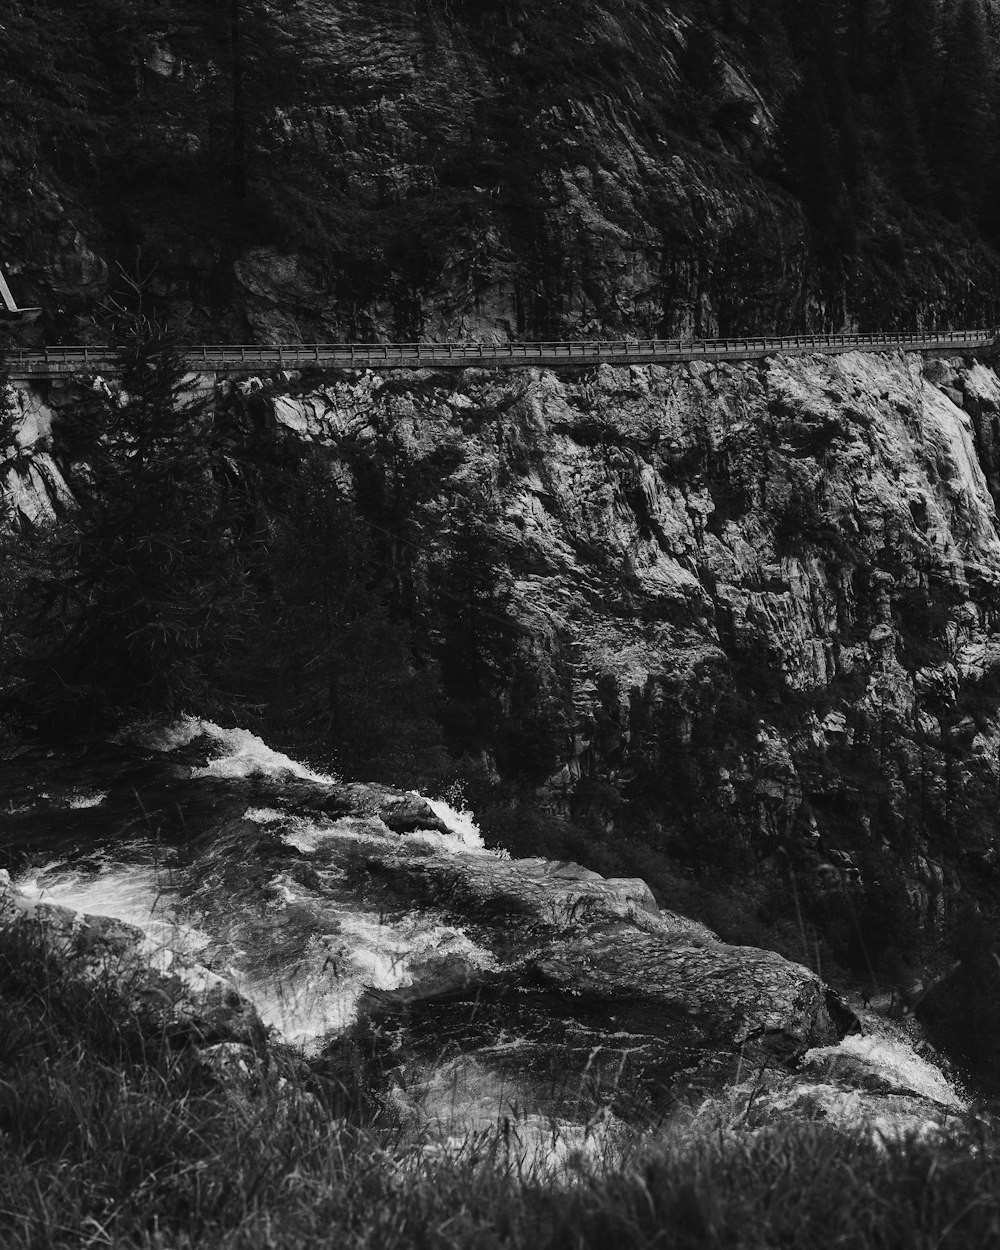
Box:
left=1, top=382, right=73, bottom=528
left=0, top=724, right=846, bottom=1076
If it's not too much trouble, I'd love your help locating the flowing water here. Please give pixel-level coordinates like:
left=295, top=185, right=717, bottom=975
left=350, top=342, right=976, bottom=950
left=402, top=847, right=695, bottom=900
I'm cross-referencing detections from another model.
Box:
left=5, top=718, right=970, bottom=1171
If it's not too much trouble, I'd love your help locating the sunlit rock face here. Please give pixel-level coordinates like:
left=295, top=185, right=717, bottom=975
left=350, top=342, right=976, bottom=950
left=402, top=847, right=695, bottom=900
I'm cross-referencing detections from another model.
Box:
left=260, top=349, right=1000, bottom=933
left=1, top=383, right=73, bottom=528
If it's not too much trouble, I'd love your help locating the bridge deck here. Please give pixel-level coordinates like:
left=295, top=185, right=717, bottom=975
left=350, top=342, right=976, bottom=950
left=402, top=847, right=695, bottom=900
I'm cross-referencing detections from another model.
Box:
left=6, top=330, right=997, bottom=379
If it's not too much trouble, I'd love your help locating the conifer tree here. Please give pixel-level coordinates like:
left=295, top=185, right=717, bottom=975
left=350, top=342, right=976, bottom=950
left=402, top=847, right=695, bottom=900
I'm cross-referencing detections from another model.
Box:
left=433, top=502, right=517, bottom=755
left=931, top=0, right=994, bottom=220
left=20, top=322, right=255, bottom=726
left=844, top=0, right=881, bottom=89
left=779, top=76, right=844, bottom=231
left=888, top=75, right=935, bottom=207
left=145, top=0, right=303, bottom=201
left=880, top=0, right=940, bottom=124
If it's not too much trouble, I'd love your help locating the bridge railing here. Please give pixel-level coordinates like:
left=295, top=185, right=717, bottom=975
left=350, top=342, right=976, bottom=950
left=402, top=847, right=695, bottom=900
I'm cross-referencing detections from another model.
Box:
left=6, top=328, right=998, bottom=375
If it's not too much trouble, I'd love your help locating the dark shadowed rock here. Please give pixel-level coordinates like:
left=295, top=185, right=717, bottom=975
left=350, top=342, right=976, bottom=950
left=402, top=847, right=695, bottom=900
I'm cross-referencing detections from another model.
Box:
left=258, top=778, right=451, bottom=833
left=530, top=933, right=842, bottom=1050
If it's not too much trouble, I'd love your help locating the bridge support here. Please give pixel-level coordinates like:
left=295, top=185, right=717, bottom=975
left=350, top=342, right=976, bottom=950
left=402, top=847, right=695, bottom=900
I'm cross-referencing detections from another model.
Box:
left=0, top=265, right=41, bottom=322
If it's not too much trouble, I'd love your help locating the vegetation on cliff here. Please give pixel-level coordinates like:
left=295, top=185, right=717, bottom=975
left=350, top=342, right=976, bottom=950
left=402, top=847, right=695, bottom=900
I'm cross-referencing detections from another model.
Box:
left=6, top=1, right=1000, bottom=339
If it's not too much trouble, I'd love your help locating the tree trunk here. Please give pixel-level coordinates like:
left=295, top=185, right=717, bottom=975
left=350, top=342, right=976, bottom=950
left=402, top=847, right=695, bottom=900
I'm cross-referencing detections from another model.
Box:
left=230, top=0, right=247, bottom=198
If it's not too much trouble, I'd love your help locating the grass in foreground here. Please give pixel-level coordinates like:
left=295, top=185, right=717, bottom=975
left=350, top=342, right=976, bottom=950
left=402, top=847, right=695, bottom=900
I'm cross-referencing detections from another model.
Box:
left=2, top=922, right=1000, bottom=1249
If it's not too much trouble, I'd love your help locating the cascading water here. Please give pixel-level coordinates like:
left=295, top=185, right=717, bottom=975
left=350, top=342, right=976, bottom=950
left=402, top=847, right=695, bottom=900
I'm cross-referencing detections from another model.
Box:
left=14, top=721, right=499, bottom=1054
left=15, top=855, right=208, bottom=959
left=4, top=717, right=972, bottom=1174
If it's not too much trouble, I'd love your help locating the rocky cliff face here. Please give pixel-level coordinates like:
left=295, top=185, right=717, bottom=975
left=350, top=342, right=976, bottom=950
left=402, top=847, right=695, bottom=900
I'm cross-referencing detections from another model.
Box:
left=5, top=2, right=1000, bottom=343
left=1, top=383, right=73, bottom=528
left=257, top=349, right=1000, bottom=953
left=6, top=346, right=1000, bottom=1081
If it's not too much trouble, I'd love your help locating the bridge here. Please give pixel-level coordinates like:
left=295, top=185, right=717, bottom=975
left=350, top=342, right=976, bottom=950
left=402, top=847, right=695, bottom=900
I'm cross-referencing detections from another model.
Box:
left=5, top=328, right=997, bottom=379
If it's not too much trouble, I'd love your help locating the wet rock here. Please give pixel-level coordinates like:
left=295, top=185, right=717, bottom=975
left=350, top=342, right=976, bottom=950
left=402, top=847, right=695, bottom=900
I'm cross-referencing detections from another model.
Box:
left=686, top=1027, right=968, bottom=1142
left=801, top=1032, right=962, bottom=1108
left=0, top=870, right=264, bottom=1047
left=366, top=846, right=666, bottom=928
left=270, top=778, right=450, bottom=833
left=2, top=725, right=967, bottom=1141
left=197, top=1042, right=259, bottom=1088
left=530, top=933, right=842, bottom=1051
left=0, top=728, right=850, bottom=1096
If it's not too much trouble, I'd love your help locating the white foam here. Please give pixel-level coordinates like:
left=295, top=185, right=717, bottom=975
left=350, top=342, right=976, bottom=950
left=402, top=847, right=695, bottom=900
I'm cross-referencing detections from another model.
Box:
left=145, top=723, right=489, bottom=855
left=236, top=908, right=497, bottom=1052
left=423, top=797, right=486, bottom=850
left=136, top=714, right=205, bottom=752
left=406, top=827, right=495, bottom=858
left=804, top=1032, right=964, bottom=1109
left=13, top=860, right=209, bottom=958
left=140, top=716, right=338, bottom=785
left=279, top=814, right=394, bottom=854
left=193, top=723, right=338, bottom=784
left=65, top=790, right=108, bottom=809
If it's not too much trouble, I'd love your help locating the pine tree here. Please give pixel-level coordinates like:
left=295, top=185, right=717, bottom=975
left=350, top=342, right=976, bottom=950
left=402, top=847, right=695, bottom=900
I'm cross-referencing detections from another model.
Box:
left=20, top=322, right=255, bottom=726
left=779, top=76, right=845, bottom=230
left=433, top=502, right=517, bottom=756
left=931, top=0, right=994, bottom=221
left=887, top=75, right=935, bottom=207
left=243, top=452, right=450, bottom=785
left=137, top=0, right=304, bottom=201
left=880, top=0, right=941, bottom=125
left=844, top=0, right=881, bottom=89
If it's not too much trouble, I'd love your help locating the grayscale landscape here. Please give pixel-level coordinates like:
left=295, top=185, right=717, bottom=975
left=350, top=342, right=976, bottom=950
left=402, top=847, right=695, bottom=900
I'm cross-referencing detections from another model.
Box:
left=3, top=2, right=1000, bottom=1246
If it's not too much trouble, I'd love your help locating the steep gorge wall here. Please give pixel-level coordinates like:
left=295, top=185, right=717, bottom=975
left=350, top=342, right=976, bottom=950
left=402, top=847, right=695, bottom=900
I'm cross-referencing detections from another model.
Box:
left=6, top=348, right=1000, bottom=960
left=258, top=350, right=1000, bottom=943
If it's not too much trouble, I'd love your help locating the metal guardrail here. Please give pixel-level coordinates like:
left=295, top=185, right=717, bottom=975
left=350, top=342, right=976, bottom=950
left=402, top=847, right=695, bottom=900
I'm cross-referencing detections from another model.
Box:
left=6, top=329, right=998, bottom=378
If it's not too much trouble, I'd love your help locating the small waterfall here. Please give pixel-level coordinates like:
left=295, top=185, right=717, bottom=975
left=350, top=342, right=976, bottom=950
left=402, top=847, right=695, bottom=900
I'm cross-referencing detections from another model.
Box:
left=803, top=1031, right=965, bottom=1110
left=8, top=716, right=973, bottom=1175
left=15, top=718, right=502, bottom=1056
